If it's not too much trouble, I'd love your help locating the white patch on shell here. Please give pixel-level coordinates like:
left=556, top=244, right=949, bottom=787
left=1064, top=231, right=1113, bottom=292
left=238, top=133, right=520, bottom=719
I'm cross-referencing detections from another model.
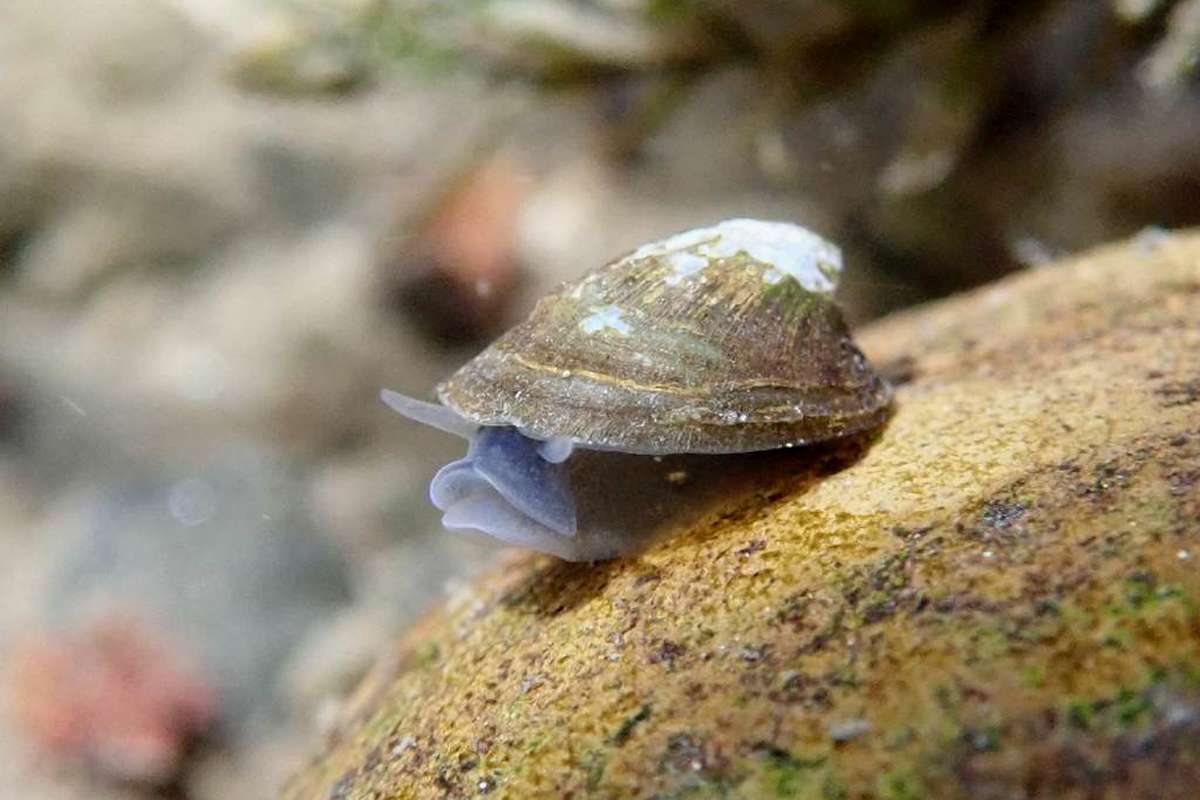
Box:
left=662, top=251, right=709, bottom=285
left=579, top=305, right=632, bottom=335
left=624, top=218, right=841, bottom=294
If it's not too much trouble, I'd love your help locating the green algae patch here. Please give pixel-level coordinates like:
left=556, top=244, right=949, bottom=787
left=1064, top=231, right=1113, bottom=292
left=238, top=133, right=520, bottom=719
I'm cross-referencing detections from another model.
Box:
left=284, top=231, right=1200, bottom=799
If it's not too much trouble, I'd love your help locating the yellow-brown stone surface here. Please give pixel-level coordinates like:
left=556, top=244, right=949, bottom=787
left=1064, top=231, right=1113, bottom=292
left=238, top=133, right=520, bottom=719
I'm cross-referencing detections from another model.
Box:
left=285, top=231, right=1200, bottom=799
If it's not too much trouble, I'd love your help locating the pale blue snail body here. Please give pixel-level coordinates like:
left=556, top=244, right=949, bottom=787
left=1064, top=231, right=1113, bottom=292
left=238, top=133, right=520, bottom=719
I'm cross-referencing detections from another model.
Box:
left=384, top=219, right=892, bottom=561
left=380, top=390, right=584, bottom=557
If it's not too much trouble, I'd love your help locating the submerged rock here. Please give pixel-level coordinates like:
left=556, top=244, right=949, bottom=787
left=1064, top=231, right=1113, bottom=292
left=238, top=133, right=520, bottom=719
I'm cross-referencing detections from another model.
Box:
left=284, top=230, right=1200, bottom=798
left=8, top=615, right=219, bottom=786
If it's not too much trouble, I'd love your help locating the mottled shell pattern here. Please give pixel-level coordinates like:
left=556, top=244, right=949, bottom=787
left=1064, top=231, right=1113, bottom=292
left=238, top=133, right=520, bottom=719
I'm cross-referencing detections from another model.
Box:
left=437, top=218, right=891, bottom=454
left=382, top=219, right=893, bottom=560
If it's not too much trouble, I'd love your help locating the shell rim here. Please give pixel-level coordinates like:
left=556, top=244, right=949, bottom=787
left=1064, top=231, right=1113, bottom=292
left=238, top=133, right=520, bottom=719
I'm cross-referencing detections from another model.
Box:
left=435, top=377, right=894, bottom=456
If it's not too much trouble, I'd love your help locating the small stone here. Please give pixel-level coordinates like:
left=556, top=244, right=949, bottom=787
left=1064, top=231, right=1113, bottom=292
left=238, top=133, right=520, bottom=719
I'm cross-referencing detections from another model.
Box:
left=7, top=615, right=219, bottom=785
left=828, top=718, right=872, bottom=742
left=739, top=645, right=767, bottom=662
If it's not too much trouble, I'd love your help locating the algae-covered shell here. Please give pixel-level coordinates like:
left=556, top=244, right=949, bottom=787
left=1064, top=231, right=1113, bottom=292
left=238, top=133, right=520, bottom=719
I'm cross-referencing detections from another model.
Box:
left=382, top=218, right=893, bottom=559
left=437, top=218, right=891, bottom=454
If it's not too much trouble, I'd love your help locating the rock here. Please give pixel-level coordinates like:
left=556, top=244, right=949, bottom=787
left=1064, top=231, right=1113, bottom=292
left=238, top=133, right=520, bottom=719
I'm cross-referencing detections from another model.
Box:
left=0, top=0, right=518, bottom=456
left=385, top=155, right=531, bottom=348
left=280, top=607, right=394, bottom=727
left=284, top=230, right=1200, bottom=799
left=469, top=0, right=716, bottom=79
left=1139, top=0, right=1200, bottom=91
left=6, top=615, right=219, bottom=786
left=37, top=452, right=353, bottom=738
left=227, top=14, right=370, bottom=97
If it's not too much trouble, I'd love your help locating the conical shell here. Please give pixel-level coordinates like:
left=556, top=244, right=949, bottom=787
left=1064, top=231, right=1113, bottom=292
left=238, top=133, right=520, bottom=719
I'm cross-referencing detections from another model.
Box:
left=437, top=219, right=891, bottom=454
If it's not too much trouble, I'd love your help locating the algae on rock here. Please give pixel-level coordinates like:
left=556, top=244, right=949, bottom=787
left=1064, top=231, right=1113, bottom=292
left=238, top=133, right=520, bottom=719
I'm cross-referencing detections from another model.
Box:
left=285, top=231, right=1200, bottom=799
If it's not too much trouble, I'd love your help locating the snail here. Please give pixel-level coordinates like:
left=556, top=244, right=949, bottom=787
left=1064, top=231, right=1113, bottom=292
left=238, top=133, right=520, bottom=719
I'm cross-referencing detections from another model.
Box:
left=383, top=219, right=892, bottom=560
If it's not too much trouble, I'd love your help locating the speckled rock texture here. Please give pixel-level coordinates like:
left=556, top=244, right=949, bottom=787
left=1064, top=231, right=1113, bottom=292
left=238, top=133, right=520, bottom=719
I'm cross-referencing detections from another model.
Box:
left=284, top=231, right=1200, bottom=800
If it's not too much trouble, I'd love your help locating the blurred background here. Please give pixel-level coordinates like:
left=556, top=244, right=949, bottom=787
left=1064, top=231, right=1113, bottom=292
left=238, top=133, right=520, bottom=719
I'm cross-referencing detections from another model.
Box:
left=0, top=1, right=1197, bottom=797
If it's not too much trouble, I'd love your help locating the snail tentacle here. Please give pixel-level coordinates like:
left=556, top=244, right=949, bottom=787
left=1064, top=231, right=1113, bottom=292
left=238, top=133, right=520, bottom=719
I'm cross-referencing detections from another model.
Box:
left=380, top=389, right=477, bottom=439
